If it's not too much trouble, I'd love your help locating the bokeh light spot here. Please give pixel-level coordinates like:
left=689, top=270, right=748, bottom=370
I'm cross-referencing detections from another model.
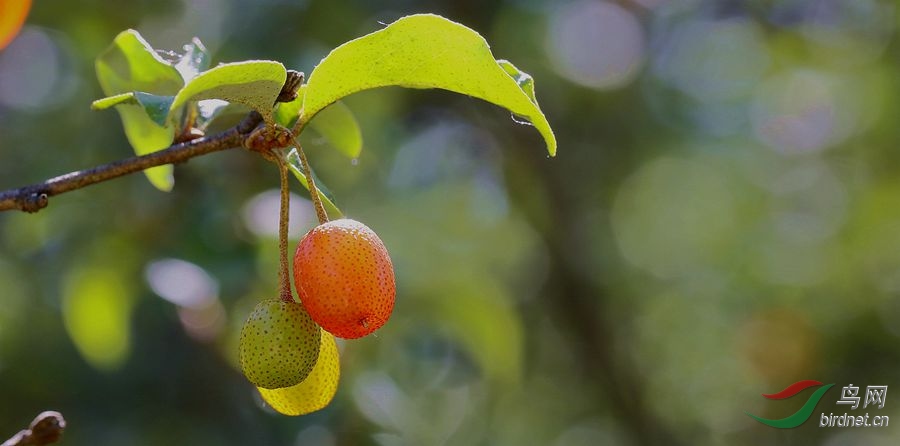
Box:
left=652, top=18, right=769, bottom=102
left=546, top=1, right=645, bottom=89
left=612, top=157, right=736, bottom=278
left=145, top=258, right=218, bottom=309
left=0, top=27, right=62, bottom=110
left=751, top=70, right=841, bottom=154
left=242, top=189, right=315, bottom=239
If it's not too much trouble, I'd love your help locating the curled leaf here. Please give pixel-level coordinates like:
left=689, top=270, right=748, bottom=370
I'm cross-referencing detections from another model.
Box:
left=302, top=14, right=556, bottom=155
left=170, top=60, right=286, bottom=124
left=95, top=30, right=184, bottom=191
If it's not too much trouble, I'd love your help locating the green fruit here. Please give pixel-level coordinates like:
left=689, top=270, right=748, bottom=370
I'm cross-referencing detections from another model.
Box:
left=239, top=299, right=321, bottom=389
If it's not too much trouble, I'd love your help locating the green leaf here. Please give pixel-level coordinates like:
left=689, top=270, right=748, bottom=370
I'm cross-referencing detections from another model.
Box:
left=95, top=29, right=183, bottom=96
left=92, top=92, right=175, bottom=127
left=276, top=86, right=363, bottom=159
left=91, top=92, right=135, bottom=110
left=134, top=93, right=176, bottom=126
left=170, top=60, right=286, bottom=124
left=114, top=104, right=176, bottom=191
left=95, top=30, right=183, bottom=191
left=308, top=101, right=363, bottom=159
left=301, top=14, right=557, bottom=156
left=498, top=60, right=536, bottom=104
left=285, top=148, right=343, bottom=218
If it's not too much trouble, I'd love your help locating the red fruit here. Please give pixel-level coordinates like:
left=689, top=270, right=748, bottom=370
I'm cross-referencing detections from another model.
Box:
left=293, top=219, right=395, bottom=339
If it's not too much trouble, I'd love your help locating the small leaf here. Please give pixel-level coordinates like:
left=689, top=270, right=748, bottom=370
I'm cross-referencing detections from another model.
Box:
left=95, top=29, right=183, bottom=96
left=170, top=60, right=286, bottom=124
left=301, top=14, right=556, bottom=156
left=92, top=92, right=175, bottom=127
left=286, top=148, right=343, bottom=218
left=174, top=37, right=210, bottom=83
left=91, top=92, right=136, bottom=110
left=95, top=30, right=182, bottom=191
left=258, top=331, right=340, bottom=415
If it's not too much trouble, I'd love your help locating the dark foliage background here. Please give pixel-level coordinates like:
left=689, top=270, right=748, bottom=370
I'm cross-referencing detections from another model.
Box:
left=1, top=0, right=899, bottom=445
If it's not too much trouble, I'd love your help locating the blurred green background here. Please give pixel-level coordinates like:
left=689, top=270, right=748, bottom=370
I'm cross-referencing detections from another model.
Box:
left=1, top=0, right=899, bottom=445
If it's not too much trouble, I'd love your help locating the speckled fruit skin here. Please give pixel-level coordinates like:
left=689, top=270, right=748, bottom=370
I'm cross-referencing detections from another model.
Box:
left=293, top=219, right=395, bottom=339
left=239, top=299, right=321, bottom=389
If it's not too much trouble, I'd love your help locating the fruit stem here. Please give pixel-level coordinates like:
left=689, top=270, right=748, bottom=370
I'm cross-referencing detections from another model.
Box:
left=274, top=151, right=294, bottom=303
left=294, top=141, right=329, bottom=225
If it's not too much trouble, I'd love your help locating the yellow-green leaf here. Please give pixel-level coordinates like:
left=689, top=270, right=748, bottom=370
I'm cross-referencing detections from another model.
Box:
left=307, top=100, right=363, bottom=159
left=95, top=29, right=183, bottom=191
left=95, top=29, right=183, bottom=97
left=258, top=331, right=340, bottom=415
left=92, top=92, right=175, bottom=127
left=91, top=92, right=135, bottom=110
left=170, top=60, right=286, bottom=124
left=498, top=60, right=537, bottom=105
left=114, top=104, right=175, bottom=191
left=301, top=14, right=556, bottom=156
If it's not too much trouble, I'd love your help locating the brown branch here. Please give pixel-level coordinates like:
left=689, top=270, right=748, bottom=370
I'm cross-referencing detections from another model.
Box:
left=2, top=411, right=66, bottom=446
left=0, top=113, right=263, bottom=213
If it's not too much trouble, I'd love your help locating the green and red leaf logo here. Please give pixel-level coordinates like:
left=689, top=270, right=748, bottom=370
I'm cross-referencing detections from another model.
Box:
left=746, top=380, right=835, bottom=428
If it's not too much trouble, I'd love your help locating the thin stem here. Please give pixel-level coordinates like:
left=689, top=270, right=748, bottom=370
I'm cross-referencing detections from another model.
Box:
left=294, top=141, right=329, bottom=225
left=0, top=113, right=263, bottom=213
left=274, top=152, right=293, bottom=303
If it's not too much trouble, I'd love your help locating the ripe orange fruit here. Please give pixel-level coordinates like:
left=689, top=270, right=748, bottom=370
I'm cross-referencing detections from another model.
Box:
left=293, top=219, right=395, bottom=339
